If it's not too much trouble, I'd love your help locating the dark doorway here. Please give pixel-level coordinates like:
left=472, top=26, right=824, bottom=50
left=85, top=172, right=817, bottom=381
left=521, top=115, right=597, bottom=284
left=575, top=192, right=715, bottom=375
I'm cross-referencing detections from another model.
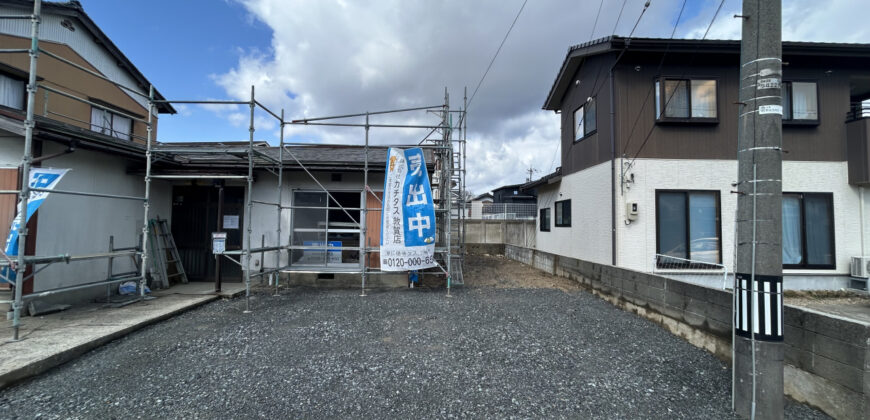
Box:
left=171, top=185, right=245, bottom=281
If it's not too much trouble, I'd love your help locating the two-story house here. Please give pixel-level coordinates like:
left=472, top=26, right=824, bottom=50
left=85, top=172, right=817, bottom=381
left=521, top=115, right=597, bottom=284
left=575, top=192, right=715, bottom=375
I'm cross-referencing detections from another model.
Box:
left=0, top=0, right=175, bottom=300
left=526, top=36, right=870, bottom=290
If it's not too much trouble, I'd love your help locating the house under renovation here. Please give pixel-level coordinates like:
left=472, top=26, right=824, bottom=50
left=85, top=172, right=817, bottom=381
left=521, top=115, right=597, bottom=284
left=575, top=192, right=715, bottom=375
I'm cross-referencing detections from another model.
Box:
left=0, top=0, right=468, bottom=341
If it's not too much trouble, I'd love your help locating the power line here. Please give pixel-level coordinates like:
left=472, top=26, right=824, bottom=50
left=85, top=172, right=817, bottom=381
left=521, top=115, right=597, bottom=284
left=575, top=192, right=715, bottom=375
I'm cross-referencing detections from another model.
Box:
left=466, top=0, right=528, bottom=111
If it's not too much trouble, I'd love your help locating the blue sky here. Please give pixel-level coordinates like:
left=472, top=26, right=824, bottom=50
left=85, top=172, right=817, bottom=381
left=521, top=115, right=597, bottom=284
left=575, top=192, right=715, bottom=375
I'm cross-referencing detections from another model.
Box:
left=82, top=0, right=277, bottom=142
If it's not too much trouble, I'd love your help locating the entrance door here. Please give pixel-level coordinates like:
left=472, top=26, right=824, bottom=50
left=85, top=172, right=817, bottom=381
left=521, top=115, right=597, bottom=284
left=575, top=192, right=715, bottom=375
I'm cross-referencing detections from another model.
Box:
left=171, top=185, right=245, bottom=281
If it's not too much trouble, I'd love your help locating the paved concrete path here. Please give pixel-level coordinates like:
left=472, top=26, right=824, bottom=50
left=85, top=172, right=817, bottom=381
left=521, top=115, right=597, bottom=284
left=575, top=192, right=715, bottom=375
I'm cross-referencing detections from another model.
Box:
left=0, top=282, right=245, bottom=389
left=0, top=285, right=826, bottom=419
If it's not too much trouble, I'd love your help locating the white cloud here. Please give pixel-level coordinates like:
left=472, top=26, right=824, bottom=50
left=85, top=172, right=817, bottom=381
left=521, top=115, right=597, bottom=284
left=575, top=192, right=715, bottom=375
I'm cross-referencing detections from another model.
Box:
left=212, top=0, right=866, bottom=193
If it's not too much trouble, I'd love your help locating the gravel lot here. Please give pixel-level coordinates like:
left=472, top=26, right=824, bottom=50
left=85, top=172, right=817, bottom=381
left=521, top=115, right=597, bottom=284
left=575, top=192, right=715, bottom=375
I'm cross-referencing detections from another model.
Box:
left=1, top=257, right=826, bottom=419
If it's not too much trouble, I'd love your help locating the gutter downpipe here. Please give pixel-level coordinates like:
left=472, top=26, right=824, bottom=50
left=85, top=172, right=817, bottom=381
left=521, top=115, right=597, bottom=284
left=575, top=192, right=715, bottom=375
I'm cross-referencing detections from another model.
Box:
left=610, top=60, right=618, bottom=266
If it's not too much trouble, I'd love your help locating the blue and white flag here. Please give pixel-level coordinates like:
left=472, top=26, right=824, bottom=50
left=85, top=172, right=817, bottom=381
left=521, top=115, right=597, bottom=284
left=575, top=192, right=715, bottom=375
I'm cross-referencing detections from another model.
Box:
left=0, top=167, right=69, bottom=284
left=380, top=147, right=436, bottom=271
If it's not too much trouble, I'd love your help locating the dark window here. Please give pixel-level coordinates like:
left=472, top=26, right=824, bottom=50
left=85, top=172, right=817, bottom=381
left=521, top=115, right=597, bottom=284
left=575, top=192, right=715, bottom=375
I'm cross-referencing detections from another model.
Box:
left=656, top=190, right=721, bottom=266
left=0, top=73, right=25, bottom=110
left=782, top=81, right=819, bottom=122
left=782, top=193, right=834, bottom=269
left=539, top=208, right=550, bottom=232
left=555, top=200, right=571, bottom=227
left=573, top=97, right=597, bottom=141
left=655, top=78, right=718, bottom=122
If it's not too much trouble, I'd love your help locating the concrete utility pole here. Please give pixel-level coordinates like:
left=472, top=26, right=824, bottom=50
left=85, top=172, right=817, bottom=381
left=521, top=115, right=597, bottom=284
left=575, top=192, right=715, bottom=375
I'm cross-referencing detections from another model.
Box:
left=733, top=1, right=784, bottom=419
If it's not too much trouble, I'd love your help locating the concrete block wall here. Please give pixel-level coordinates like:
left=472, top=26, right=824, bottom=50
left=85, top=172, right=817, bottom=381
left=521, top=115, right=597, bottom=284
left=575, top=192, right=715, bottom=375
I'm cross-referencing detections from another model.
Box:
left=464, top=220, right=534, bottom=247
left=504, top=244, right=869, bottom=420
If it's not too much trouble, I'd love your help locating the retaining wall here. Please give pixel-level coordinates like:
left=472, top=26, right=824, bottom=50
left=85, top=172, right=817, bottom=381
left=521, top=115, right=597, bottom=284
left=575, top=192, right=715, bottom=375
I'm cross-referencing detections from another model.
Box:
left=504, top=244, right=869, bottom=420
left=464, top=219, right=534, bottom=247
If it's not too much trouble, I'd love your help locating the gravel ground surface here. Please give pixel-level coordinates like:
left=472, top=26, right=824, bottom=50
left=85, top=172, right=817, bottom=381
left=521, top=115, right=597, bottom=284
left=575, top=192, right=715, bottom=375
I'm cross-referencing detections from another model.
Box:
left=1, top=257, right=827, bottom=419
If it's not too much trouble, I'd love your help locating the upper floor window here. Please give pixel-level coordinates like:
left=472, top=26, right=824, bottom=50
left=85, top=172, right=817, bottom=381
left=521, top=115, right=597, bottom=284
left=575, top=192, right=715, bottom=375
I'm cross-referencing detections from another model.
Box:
left=573, top=97, right=597, bottom=141
left=90, top=107, right=132, bottom=141
left=0, top=73, right=25, bottom=110
left=655, top=78, right=718, bottom=122
left=782, top=81, right=818, bottom=122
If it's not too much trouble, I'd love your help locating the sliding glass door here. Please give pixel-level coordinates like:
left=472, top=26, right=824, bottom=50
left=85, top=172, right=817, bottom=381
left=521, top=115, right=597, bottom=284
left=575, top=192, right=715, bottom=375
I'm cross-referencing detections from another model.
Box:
left=290, top=190, right=362, bottom=268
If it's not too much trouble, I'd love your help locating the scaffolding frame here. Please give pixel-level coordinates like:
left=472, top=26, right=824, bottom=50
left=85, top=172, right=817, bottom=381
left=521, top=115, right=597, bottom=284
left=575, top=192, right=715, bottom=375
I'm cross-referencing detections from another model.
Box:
left=2, top=0, right=467, bottom=341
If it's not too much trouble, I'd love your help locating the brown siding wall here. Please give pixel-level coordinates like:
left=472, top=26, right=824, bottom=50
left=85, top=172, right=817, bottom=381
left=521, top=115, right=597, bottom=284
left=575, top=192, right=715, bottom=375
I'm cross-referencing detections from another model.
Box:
left=0, top=33, right=157, bottom=142
left=0, top=168, right=18, bottom=244
left=559, top=54, right=616, bottom=176
left=613, top=53, right=852, bottom=162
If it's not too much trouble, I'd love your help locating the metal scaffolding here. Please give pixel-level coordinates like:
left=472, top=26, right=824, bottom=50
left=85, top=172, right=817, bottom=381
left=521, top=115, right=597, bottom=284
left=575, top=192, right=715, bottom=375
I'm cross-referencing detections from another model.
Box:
left=2, top=0, right=467, bottom=341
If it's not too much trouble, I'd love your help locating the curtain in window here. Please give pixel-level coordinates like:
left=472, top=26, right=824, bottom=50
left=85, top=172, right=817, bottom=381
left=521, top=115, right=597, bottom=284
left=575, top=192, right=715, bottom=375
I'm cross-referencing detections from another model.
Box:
left=804, top=195, right=833, bottom=266
left=791, top=82, right=818, bottom=120
left=585, top=99, right=596, bottom=133
left=112, top=114, right=132, bottom=141
left=690, top=80, right=717, bottom=118
left=782, top=196, right=803, bottom=265
left=90, top=108, right=110, bottom=134
left=658, top=192, right=687, bottom=259
left=688, top=192, right=719, bottom=263
left=664, top=80, right=689, bottom=118
left=574, top=107, right=584, bottom=140
left=0, top=74, right=25, bottom=110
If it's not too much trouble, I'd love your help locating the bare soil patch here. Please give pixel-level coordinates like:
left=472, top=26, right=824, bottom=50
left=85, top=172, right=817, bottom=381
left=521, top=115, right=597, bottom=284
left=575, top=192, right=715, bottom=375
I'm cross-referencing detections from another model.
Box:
left=462, top=253, right=582, bottom=292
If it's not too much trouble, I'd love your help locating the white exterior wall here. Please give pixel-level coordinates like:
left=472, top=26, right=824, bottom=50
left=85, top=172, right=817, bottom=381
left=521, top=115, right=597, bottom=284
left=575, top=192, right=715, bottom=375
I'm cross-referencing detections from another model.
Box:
left=0, top=5, right=150, bottom=110
left=0, top=137, right=22, bottom=167
left=615, top=159, right=863, bottom=287
left=535, top=161, right=612, bottom=266
left=33, top=142, right=171, bottom=295
left=247, top=170, right=385, bottom=270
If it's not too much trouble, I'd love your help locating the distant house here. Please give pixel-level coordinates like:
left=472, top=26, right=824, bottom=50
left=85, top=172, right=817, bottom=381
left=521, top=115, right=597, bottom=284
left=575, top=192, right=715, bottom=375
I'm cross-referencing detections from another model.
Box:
left=470, top=192, right=493, bottom=203
left=491, top=183, right=537, bottom=205
left=525, top=36, right=870, bottom=290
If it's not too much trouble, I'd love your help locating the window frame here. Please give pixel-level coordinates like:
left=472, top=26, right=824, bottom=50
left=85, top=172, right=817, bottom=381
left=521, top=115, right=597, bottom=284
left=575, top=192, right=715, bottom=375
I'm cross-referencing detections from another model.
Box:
left=90, top=106, right=134, bottom=141
left=783, top=192, right=835, bottom=270
left=554, top=199, right=571, bottom=227
left=782, top=80, right=820, bottom=126
left=539, top=208, right=551, bottom=232
left=654, top=189, right=723, bottom=268
left=0, top=71, right=27, bottom=111
left=573, top=97, right=597, bottom=142
left=654, top=76, right=720, bottom=124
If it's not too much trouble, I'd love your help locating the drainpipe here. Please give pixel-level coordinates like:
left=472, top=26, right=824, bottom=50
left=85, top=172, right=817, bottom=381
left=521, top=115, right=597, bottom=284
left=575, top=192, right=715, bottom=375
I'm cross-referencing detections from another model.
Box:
left=609, top=64, right=617, bottom=266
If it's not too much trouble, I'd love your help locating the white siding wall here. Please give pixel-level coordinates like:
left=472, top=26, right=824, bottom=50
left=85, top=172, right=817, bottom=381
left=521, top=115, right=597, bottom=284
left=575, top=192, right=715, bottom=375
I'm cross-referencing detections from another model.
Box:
left=535, top=161, right=612, bottom=266
left=0, top=136, right=22, bottom=167
left=0, top=5, right=150, bottom=110
left=33, top=142, right=171, bottom=294
left=615, top=159, right=863, bottom=280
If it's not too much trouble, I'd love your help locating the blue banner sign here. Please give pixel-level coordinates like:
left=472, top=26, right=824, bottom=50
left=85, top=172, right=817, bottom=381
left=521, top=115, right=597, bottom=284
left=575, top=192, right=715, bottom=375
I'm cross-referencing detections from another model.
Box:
left=380, top=147, right=436, bottom=271
left=1, top=168, right=69, bottom=283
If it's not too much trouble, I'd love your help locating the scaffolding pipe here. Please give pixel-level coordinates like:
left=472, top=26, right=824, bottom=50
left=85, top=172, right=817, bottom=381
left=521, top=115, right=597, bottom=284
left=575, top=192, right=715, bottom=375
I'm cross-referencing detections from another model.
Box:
left=22, top=274, right=141, bottom=300
left=288, top=105, right=443, bottom=123
left=287, top=121, right=443, bottom=129
left=275, top=109, right=285, bottom=296
left=254, top=100, right=283, bottom=121
left=244, top=86, right=255, bottom=313
left=31, top=187, right=146, bottom=201
left=139, top=86, right=155, bottom=299
left=0, top=48, right=30, bottom=53
left=152, top=99, right=250, bottom=105
left=149, top=174, right=248, bottom=179
left=38, top=48, right=150, bottom=99
left=38, top=84, right=148, bottom=123
left=281, top=145, right=360, bottom=226
left=361, top=112, right=369, bottom=297
left=11, top=0, right=41, bottom=341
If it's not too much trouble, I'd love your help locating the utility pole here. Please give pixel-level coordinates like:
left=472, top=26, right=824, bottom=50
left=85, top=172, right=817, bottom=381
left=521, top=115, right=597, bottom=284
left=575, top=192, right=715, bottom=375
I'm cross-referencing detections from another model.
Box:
left=733, top=1, right=784, bottom=419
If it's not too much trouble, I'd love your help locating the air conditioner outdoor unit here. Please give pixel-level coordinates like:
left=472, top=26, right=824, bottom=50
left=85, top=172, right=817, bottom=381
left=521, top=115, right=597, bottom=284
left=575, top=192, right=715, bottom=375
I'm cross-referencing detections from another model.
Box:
left=850, top=256, right=870, bottom=278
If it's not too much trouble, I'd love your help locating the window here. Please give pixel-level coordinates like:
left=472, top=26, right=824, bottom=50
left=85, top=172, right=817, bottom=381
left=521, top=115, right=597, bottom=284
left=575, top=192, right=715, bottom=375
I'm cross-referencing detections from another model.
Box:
left=782, top=193, right=834, bottom=269
left=90, top=107, right=132, bottom=140
left=782, top=81, right=818, bottom=122
left=555, top=200, right=571, bottom=227
left=291, top=191, right=362, bottom=266
left=656, top=191, right=721, bottom=266
left=539, top=208, right=550, bottom=232
left=0, top=73, right=25, bottom=110
left=573, top=97, right=597, bottom=141
left=655, top=78, right=718, bottom=121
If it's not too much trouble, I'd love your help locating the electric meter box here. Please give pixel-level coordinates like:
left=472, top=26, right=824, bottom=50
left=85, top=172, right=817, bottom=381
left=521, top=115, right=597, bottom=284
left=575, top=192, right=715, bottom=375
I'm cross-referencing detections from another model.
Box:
left=212, top=232, right=227, bottom=254
left=626, top=201, right=639, bottom=221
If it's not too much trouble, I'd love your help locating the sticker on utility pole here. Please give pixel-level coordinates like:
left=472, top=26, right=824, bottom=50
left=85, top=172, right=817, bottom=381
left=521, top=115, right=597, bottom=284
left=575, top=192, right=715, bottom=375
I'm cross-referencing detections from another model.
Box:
left=756, top=78, right=780, bottom=90
left=758, top=105, right=783, bottom=115
left=380, top=147, right=436, bottom=272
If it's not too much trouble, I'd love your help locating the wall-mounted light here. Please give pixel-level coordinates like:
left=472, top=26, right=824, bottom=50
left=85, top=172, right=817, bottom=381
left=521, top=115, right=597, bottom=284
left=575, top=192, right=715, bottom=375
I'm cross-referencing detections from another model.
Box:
left=634, top=65, right=642, bottom=72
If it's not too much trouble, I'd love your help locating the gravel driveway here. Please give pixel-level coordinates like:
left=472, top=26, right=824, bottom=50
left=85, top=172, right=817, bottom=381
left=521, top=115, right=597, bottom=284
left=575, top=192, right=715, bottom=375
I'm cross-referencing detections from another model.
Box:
left=0, top=258, right=826, bottom=419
